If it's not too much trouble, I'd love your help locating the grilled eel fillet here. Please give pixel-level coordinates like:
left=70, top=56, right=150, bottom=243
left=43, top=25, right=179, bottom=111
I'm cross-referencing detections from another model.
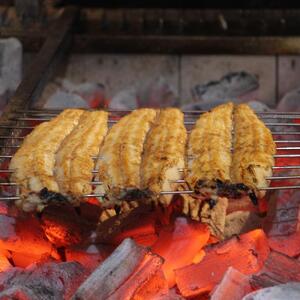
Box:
left=95, top=109, right=157, bottom=203
left=186, top=102, right=234, bottom=198
left=231, top=104, right=276, bottom=199
left=141, top=108, right=187, bottom=206
left=185, top=102, right=276, bottom=201
left=55, top=111, right=108, bottom=198
left=10, top=109, right=84, bottom=196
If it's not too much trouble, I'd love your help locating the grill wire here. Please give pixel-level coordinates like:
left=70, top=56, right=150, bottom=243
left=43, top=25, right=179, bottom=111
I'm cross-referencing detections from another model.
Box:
left=1, top=109, right=300, bottom=201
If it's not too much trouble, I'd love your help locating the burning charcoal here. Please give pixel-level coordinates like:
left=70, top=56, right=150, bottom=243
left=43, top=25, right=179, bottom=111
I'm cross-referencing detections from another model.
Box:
left=0, top=252, right=11, bottom=272
left=264, top=189, right=300, bottom=257
left=133, top=233, right=158, bottom=247
left=11, top=252, right=53, bottom=268
left=72, top=238, right=164, bottom=300
left=0, top=261, right=85, bottom=300
left=158, top=288, right=185, bottom=300
left=95, top=204, right=153, bottom=244
left=152, top=217, right=209, bottom=287
left=110, top=210, right=157, bottom=246
left=210, top=267, right=252, bottom=300
left=41, top=203, right=96, bottom=247
left=250, top=251, right=300, bottom=289
left=0, top=214, right=59, bottom=259
left=65, top=244, right=112, bottom=273
left=131, top=269, right=169, bottom=299
left=175, top=229, right=270, bottom=298
left=243, top=282, right=300, bottom=300
left=201, top=197, right=228, bottom=239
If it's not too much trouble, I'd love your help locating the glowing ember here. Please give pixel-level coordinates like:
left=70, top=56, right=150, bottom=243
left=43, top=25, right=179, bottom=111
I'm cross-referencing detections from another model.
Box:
left=175, top=229, right=270, bottom=297
left=152, top=217, right=210, bottom=287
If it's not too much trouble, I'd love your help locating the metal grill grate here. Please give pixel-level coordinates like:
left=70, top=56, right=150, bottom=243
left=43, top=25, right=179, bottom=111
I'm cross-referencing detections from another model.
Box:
left=1, top=108, right=300, bottom=201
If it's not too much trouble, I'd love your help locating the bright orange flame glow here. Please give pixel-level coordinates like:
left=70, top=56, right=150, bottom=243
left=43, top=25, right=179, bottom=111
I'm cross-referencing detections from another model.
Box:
left=152, top=217, right=210, bottom=287
left=175, top=229, right=270, bottom=298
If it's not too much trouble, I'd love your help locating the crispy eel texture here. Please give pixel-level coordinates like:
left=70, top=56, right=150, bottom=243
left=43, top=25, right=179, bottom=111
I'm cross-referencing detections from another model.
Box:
left=141, top=108, right=187, bottom=206
left=185, top=102, right=234, bottom=196
left=10, top=109, right=84, bottom=194
left=96, top=108, right=157, bottom=201
left=231, top=103, right=276, bottom=197
left=55, top=110, right=108, bottom=197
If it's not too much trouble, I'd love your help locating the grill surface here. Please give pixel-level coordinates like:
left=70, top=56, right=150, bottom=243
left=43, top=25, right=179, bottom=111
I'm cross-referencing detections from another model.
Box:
left=0, top=108, right=300, bottom=201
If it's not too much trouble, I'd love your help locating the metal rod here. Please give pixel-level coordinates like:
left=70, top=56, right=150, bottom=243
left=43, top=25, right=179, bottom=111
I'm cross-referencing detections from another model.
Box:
left=273, top=165, right=300, bottom=169
left=0, top=126, right=34, bottom=129
left=266, top=175, right=300, bottom=180
left=14, top=109, right=300, bottom=116
left=274, top=154, right=300, bottom=158
left=262, top=185, right=300, bottom=190
left=9, top=117, right=300, bottom=127
left=0, top=197, right=20, bottom=200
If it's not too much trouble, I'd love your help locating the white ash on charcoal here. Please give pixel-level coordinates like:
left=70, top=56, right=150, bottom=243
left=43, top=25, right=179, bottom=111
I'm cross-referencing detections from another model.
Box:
left=0, top=213, right=59, bottom=259
left=277, top=87, right=300, bottom=112
left=250, top=251, right=300, bottom=289
left=0, top=261, right=85, bottom=300
left=72, top=238, right=166, bottom=300
left=263, top=187, right=300, bottom=257
left=37, top=78, right=107, bottom=109
left=181, top=71, right=258, bottom=109
left=210, top=267, right=252, bottom=300
left=109, top=76, right=177, bottom=109
left=243, top=282, right=300, bottom=300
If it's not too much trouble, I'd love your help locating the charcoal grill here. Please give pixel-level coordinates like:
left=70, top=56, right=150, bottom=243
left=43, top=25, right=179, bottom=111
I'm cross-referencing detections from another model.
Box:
left=1, top=5, right=300, bottom=200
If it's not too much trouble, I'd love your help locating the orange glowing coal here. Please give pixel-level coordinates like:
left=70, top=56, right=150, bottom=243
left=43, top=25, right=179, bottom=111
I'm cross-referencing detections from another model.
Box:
left=175, top=229, right=270, bottom=297
left=152, top=217, right=210, bottom=287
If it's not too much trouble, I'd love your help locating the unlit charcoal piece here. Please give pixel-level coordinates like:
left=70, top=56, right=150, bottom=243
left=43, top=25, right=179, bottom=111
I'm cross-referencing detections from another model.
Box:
left=250, top=251, right=300, bottom=289
left=243, top=282, right=300, bottom=300
left=175, top=229, right=270, bottom=298
left=263, top=189, right=300, bottom=257
left=73, top=238, right=147, bottom=299
left=0, top=262, right=85, bottom=300
left=0, top=214, right=59, bottom=259
left=210, top=267, right=252, bottom=300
